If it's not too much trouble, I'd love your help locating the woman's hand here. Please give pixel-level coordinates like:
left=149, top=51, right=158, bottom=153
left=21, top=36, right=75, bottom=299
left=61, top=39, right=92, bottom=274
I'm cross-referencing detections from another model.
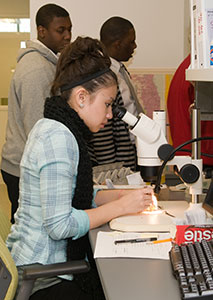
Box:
left=118, top=187, right=153, bottom=215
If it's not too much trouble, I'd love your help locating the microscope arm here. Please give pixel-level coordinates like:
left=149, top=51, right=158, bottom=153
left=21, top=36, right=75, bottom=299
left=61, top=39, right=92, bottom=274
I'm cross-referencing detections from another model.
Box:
left=113, top=106, right=203, bottom=198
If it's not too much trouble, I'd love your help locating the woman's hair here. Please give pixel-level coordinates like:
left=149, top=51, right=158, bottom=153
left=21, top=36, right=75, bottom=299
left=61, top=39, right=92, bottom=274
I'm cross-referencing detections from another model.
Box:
left=51, top=36, right=117, bottom=101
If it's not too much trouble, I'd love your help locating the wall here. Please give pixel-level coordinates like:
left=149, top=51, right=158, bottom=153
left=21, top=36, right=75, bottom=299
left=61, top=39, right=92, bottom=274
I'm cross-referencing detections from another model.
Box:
left=0, top=33, right=30, bottom=98
left=0, top=0, right=29, bottom=18
left=30, top=0, right=181, bottom=120
left=0, top=0, right=29, bottom=98
left=0, top=106, right=8, bottom=183
left=30, top=0, right=190, bottom=69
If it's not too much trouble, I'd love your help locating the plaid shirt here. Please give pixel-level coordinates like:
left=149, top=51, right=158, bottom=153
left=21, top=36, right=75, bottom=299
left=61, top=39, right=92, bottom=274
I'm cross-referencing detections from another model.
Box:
left=7, top=119, right=95, bottom=269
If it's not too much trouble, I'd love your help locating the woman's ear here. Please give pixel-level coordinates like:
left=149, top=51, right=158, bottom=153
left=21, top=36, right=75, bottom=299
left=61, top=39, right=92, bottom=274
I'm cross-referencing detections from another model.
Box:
left=67, top=87, right=89, bottom=111
left=75, top=87, right=89, bottom=109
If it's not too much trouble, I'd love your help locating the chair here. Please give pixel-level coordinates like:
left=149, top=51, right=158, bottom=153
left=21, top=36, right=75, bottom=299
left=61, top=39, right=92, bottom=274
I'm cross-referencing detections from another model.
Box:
left=0, top=209, right=11, bottom=242
left=0, top=235, right=18, bottom=300
left=0, top=210, right=90, bottom=300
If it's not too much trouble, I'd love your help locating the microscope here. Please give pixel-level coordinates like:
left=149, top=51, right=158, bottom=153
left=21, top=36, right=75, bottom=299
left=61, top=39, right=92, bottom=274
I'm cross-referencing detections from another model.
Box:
left=113, top=106, right=203, bottom=205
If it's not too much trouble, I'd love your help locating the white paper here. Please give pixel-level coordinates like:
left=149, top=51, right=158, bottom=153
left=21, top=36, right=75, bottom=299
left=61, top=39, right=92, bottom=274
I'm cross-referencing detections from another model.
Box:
left=126, top=172, right=145, bottom=185
left=94, top=231, right=172, bottom=260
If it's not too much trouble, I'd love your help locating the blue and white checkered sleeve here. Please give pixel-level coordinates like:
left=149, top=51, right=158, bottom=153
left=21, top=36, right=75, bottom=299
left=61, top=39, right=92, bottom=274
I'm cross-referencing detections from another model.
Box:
left=37, top=128, right=90, bottom=240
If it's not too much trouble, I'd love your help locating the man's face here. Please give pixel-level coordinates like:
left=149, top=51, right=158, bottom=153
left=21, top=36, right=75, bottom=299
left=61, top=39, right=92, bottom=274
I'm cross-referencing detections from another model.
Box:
left=117, top=28, right=137, bottom=62
left=41, top=16, right=72, bottom=54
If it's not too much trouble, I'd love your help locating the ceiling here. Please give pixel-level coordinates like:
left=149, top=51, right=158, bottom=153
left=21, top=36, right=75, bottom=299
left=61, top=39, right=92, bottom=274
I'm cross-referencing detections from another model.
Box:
left=0, top=0, right=29, bottom=18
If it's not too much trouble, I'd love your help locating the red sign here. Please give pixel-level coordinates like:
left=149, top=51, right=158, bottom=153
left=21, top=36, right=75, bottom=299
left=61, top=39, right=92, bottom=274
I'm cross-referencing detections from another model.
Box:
left=175, top=225, right=213, bottom=245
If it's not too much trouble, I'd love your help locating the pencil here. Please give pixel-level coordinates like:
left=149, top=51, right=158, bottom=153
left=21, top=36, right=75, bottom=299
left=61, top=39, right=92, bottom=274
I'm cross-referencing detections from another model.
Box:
left=148, top=238, right=173, bottom=244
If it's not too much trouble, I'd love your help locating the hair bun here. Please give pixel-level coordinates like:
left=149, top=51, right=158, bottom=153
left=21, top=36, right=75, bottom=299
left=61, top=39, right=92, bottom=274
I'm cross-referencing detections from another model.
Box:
left=70, top=36, right=106, bottom=60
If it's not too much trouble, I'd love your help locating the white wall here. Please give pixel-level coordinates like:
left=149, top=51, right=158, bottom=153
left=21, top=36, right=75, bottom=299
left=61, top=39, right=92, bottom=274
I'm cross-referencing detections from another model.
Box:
left=30, top=0, right=190, bottom=69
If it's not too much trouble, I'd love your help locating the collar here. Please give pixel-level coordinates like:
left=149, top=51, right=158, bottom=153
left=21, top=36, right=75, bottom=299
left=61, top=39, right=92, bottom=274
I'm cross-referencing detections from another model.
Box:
left=32, top=39, right=59, bottom=59
left=110, top=57, right=120, bottom=75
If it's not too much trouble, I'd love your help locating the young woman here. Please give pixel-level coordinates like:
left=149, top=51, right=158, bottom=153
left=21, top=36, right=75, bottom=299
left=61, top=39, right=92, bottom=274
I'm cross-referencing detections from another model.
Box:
left=7, top=36, right=153, bottom=300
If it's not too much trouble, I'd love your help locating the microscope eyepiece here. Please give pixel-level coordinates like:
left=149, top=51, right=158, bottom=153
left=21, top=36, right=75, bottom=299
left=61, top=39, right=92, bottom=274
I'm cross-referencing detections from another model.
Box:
left=113, top=106, right=126, bottom=119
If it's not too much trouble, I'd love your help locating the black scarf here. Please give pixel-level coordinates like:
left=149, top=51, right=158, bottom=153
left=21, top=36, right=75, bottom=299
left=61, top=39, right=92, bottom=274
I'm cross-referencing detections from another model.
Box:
left=44, top=96, right=106, bottom=299
left=44, top=96, right=94, bottom=261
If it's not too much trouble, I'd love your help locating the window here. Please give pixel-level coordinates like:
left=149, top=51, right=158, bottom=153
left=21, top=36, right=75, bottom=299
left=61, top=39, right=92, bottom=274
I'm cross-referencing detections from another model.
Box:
left=0, top=18, right=30, bottom=33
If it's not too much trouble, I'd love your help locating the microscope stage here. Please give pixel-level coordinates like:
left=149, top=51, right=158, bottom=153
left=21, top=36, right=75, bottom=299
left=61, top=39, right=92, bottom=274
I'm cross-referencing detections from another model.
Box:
left=109, top=201, right=189, bottom=238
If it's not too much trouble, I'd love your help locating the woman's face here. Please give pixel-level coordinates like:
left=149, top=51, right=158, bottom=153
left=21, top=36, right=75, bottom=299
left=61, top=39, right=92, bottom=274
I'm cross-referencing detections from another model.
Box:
left=77, top=84, right=117, bottom=132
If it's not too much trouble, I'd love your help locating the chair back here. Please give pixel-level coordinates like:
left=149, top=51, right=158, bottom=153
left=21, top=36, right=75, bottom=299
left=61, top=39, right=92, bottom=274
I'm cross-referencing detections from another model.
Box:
left=0, top=209, right=11, bottom=242
left=0, top=235, right=18, bottom=300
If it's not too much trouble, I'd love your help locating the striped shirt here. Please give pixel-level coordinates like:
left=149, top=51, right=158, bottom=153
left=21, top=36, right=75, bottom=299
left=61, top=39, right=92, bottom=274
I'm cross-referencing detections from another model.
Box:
left=87, top=89, right=137, bottom=170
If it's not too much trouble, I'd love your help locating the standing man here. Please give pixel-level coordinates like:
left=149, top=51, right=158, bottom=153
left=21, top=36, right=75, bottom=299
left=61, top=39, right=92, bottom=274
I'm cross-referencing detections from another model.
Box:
left=100, top=16, right=143, bottom=117
left=167, top=54, right=213, bottom=170
left=1, top=4, right=72, bottom=223
left=87, top=16, right=144, bottom=170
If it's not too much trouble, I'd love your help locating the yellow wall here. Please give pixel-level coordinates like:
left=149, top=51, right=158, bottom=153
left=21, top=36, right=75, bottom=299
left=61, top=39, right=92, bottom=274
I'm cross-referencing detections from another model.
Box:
left=0, top=106, right=8, bottom=183
left=0, top=32, right=29, bottom=98
left=0, top=0, right=29, bottom=18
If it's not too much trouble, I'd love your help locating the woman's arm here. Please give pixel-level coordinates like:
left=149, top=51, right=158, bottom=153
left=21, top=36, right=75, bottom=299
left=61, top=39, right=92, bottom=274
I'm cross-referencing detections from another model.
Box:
left=94, top=188, right=146, bottom=206
left=94, top=189, right=130, bottom=206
